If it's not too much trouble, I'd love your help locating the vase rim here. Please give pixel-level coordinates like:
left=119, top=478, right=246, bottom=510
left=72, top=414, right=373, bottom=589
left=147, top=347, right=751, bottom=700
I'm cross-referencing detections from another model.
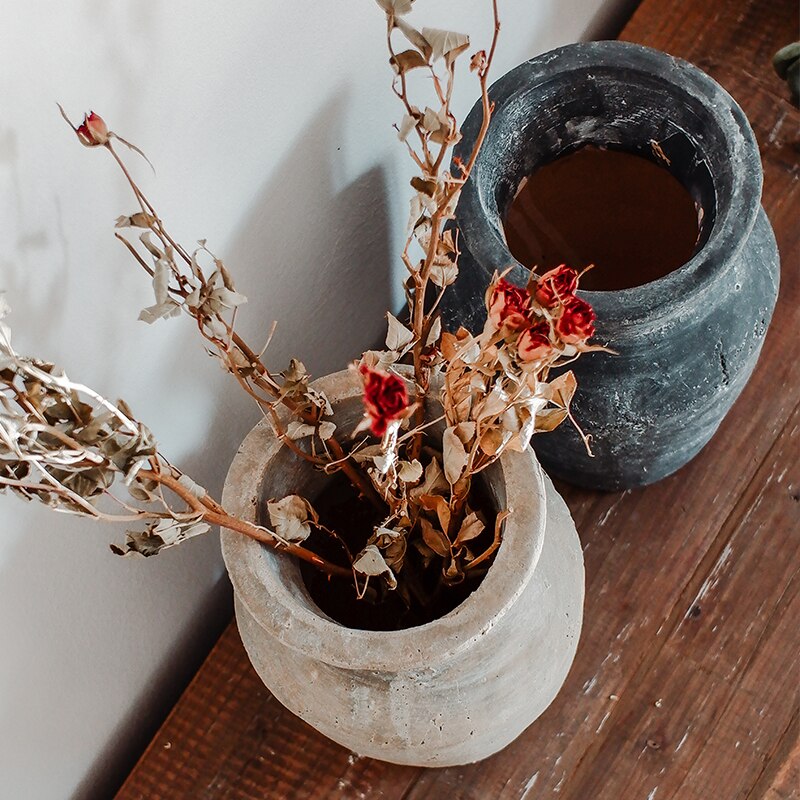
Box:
left=455, top=40, right=763, bottom=329
left=221, top=368, right=547, bottom=672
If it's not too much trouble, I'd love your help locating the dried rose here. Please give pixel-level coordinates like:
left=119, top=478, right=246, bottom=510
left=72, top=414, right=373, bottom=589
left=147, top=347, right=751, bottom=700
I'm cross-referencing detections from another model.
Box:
left=518, top=321, right=553, bottom=363
left=360, top=365, right=409, bottom=436
left=76, top=111, right=109, bottom=146
left=487, top=278, right=530, bottom=332
left=556, top=296, right=596, bottom=344
left=534, top=265, right=578, bottom=308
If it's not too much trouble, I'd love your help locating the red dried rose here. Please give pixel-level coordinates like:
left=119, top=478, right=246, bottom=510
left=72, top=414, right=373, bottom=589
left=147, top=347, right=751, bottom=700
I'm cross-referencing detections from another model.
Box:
left=360, top=365, right=409, bottom=436
left=487, top=278, right=531, bottom=331
left=556, top=296, right=596, bottom=344
left=518, top=321, right=553, bottom=363
left=76, top=112, right=109, bottom=146
left=534, top=265, right=578, bottom=308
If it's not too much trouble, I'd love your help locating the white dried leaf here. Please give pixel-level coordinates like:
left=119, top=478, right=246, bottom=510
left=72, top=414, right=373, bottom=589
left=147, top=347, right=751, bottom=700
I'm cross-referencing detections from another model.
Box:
left=425, top=316, right=442, bottom=347
left=398, top=113, right=417, bottom=142
left=139, top=231, right=163, bottom=259
left=375, top=0, right=413, bottom=14
left=397, top=459, right=423, bottom=483
left=267, top=495, right=317, bottom=543
left=177, top=473, right=207, bottom=499
left=395, top=17, right=431, bottom=56
left=317, top=421, right=337, bottom=440
left=422, top=106, right=443, bottom=134
left=429, top=260, right=458, bottom=288
left=353, top=544, right=397, bottom=589
left=286, top=421, right=316, bottom=440
left=372, top=452, right=392, bottom=474
left=443, top=425, right=469, bottom=485
left=386, top=312, right=414, bottom=352
left=152, top=258, right=171, bottom=306
left=204, top=316, right=228, bottom=339
left=421, top=27, right=470, bottom=63
left=212, top=287, right=248, bottom=310
left=138, top=300, right=181, bottom=324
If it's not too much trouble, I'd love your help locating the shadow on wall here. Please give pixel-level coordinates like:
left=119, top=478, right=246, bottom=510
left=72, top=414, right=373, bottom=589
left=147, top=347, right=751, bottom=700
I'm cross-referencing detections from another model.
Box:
left=0, top=91, right=395, bottom=800
left=225, top=89, right=394, bottom=383
left=88, top=90, right=393, bottom=800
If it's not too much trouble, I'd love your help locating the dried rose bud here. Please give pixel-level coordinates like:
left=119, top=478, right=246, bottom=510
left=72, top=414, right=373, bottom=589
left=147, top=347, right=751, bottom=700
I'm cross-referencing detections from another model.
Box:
left=76, top=111, right=109, bottom=146
left=360, top=365, right=409, bottom=436
left=518, top=321, right=553, bottom=363
left=556, top=296, right=596, bottom=344
left=534, top=265, right=578, bottom=308
left=487, top=278, right=531, bottom=332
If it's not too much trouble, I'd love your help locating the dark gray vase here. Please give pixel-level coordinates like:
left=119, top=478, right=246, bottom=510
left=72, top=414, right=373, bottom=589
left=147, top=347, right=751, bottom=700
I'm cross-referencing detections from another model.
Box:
left=442, top=41, right=780, bottom=491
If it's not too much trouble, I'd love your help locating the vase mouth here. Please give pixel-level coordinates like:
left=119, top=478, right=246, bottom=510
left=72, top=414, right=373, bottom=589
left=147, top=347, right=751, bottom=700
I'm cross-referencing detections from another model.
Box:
left=454, top=40, right=762, bottom=330
left=221, top=368, right=547, bottom=673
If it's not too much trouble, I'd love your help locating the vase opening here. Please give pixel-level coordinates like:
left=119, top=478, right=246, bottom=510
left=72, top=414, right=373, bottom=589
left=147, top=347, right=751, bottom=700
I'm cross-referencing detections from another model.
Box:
left=503, top=144, right=703, bottom=291
left=295, top=468, right=500, bottom=632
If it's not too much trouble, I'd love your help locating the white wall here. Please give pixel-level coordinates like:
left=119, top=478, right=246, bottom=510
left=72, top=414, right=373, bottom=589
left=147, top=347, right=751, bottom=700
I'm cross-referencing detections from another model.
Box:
left=0, top=1, right=630, bottom=797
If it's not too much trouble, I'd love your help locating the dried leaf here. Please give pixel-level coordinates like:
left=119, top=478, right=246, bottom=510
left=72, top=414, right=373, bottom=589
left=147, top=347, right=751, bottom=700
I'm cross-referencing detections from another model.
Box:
left=410, top=457, right=448, bottom=500
left=455, top=511, right=484, bottom=546
left=286, top=421, right=316, bottom=440
left=267, top=494, right=317, bottom=543
left=397, top=112, right=418, bottom=142
left=386, top=312, right=414, bottom=351
left=397, top=459, right=423, bottom=483
left=420, top=517, right=450, bottom=557
left=115, top=212, right=156, bottom=229
left=443, top=426, right=468, bottom=485
left=390, top=49, right=428, bottom=73
left=376, top=0, right=413, bottom=15
left=353, top=544, right=397, bottom=589
left=411, top=175, right=437, bottom=197
left=419, top=493, right=451, bottom=534
left=429, top=258, right=458, bottom=288
left=534, top=407, right=569, bottom=432
left=421, top=27, right=470, bottom=64
left=138, top=300, right=181, bottom=324
left=317, top=420, right=337, bottom=440
left=545, top=371, right=577, bottom=408
left=425, top=315, right=442, bottom=347
left=395, top=17, right=431, bottom=58
left=177, top=473, right=207, bottom=499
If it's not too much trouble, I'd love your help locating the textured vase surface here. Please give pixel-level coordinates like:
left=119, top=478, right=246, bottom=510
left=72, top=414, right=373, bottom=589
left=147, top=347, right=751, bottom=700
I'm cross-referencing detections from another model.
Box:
left=443, top=41, right=780, bottom=489
left=221, top=369, right=584, bottom=766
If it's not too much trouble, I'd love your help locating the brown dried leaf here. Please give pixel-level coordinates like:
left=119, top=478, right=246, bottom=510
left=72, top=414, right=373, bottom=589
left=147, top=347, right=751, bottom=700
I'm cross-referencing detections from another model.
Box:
left=442, top=425, right=469, bottom=485
left=534, top=407, right=569, bottom=432
left=420, top=517, right=450, bottom=557
left=544, top=371, right=577, bottom=409
left=418, top=493, right=451, bottom=534
left=455, top=511, right=484, bottom=546
left=390, top=49, right=428, bottom=73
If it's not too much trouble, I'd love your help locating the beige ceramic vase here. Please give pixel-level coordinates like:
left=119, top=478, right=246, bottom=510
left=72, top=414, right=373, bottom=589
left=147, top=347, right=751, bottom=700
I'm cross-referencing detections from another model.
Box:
left=221, top=369, right=584, bottom=766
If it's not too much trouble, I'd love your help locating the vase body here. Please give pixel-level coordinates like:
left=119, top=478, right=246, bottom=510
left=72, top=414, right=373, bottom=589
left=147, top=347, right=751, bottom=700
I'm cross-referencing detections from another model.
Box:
left=443, top=41, right=780, bottom=490
left=221, top=370, right=584, bottom=766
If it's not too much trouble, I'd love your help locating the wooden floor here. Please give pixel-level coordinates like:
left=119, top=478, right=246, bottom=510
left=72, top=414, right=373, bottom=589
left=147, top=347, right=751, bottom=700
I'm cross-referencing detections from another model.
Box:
left=115, top=0, right=800, bottom=797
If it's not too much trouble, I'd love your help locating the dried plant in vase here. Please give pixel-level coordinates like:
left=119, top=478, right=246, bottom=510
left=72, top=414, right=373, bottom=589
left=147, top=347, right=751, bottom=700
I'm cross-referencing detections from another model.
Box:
left=3, top=0, right=608, bottom=632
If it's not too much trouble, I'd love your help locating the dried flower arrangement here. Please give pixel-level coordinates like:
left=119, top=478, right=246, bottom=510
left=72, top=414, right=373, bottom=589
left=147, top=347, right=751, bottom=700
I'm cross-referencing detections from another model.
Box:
left=1, top=0, right=607, bottom=627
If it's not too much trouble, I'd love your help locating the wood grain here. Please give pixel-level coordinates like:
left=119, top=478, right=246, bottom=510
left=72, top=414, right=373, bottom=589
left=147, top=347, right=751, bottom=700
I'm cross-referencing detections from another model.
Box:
left=115, top=0, right=800, bottom=797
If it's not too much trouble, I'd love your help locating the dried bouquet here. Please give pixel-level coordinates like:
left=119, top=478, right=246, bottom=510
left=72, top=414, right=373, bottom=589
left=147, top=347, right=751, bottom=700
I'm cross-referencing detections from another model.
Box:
left=1, top=0, right=606, bottom=627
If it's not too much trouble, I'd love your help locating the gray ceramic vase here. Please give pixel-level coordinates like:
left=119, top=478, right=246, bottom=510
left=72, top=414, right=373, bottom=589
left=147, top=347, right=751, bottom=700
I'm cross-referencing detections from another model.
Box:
left=443, top=41, right=780, bottom=490
left=221, top=369, right=584, bottom=766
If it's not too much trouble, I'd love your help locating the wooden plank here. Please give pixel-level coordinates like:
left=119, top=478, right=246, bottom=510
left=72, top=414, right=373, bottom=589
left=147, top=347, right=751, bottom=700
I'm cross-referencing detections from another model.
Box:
left=563, top=409, right=800, bottom=799
left=116, top=0, right=800, bottom=796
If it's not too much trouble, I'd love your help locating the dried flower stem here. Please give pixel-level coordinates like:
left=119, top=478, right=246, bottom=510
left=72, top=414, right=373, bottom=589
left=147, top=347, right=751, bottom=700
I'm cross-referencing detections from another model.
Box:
left=145, top=471, right=352, bottom=579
